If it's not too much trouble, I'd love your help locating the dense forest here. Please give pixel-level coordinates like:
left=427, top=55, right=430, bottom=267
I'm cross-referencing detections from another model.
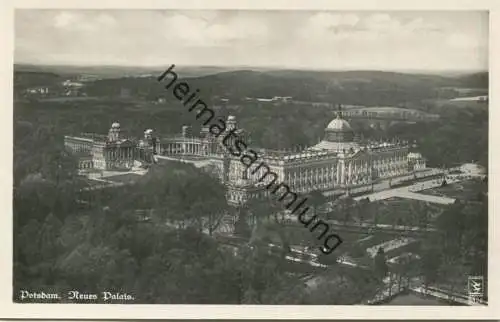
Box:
left=14, top=93, right=489, bottom=169
left=13, top=122, right=389, bottom=304
left=13, top=117, right=488, bottom=303
left=15, top=66, right=487, bottom=104
left=14, top=67, right=488, bottom=170
left=80, top=69, right=487, bottom=105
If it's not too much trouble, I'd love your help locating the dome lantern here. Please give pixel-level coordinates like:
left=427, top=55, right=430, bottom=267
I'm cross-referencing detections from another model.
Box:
left=326, top=104, right=353, bottom=131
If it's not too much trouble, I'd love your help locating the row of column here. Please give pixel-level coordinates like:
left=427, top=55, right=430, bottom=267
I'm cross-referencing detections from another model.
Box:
left=182, top=142, right=203, bottom=155
left=229, top=162, right=247, bottom=181
left=106, top=147, right=134, bottom=160
left=372, top=155, right=408, bottom=179
left=413, top=159, right=426, bottom=170
left=79, top=160, right=93, bottom=169
left=338, top=159, right=372, bottom=186
left=71, top=142, right=92, bottom=153
left=165, top=143, right=182, bottom=154
left=285, top=164, right=337, bottom=192
left=164, top=142, right=213, bottom=155
left=228, top=189, right=246, bottom=204
left=276, top=154, right=411, bottom=191
left=372, top=154, right=407, bottom=166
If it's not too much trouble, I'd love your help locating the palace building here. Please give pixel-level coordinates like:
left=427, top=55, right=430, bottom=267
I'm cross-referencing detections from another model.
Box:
left=156, top=108, right=428, bottom=205
left=65, top=108, right=429, bottom=205
left=64, top=122, right=158, bottom=172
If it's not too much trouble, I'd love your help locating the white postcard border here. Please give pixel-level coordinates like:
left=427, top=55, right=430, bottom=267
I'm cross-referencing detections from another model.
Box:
left=1, top=0, right=499, bottom=319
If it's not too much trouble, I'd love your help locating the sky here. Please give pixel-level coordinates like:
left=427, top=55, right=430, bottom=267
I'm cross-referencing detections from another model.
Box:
left=15, top=10, right=488, bottom=71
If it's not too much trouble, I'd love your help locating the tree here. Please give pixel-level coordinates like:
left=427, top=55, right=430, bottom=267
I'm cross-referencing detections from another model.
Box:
left=374, top=247, right=388, bottom=279
left=317, top=251, right=338, bottom=266
left=395, top=217, right=403, bottom=228
left=419, top=234, right=441, bottom=289
left=462, top=187, right=488, bottom=279
left=337, top=195, right=355, bottom=224
left=357, top=197, right=370, bottom=223
left=392, top=254, right=414, bottom=291
left=235, top=243, right=294, bottom=304
left=304, top=267, right=382, bottom=304
left=247, top=218, right=292, bottom=260
left=349, top=242, right=366, bottom=259
left=409, top=201, right=430, bottom=228
left=308, top=189, right=327, bottom=216
left=187, top=172, right=229, bottom=235
left=38, top=213, right=63, bottom=262
left=114, top=162, right=229, bottom=235
left=435, top=200, right=466, bottom=258
left=234, top=215, right=252, bottom=239
left=242, top=287, right=260, bottom=304
left=417, top=182, right=487, bottom=295
left=245, top=197, right=272, bottom=228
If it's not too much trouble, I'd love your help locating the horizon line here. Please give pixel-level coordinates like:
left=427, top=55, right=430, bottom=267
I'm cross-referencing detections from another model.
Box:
left=13, top=62, right=488, bottom=74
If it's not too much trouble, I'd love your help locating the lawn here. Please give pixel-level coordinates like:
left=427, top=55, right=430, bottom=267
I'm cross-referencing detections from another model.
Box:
left=419, top=180, right=484, bottom=201
left=104, top=172, right=144, bottom=184
left=360, top=198, right=446, bottom=227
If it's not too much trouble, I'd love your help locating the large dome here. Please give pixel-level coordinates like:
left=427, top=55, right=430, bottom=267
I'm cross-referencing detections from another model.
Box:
left=310, top=106, right=358, bottom=152
left=322, top=111, right=356, bottom=146
left=326, top=113, right=352, bottom=132
left=327, top=116, right=352, bottom=131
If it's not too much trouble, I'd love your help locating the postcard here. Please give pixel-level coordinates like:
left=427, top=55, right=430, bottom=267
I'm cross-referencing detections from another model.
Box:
left=1, top=0, right=498, bottom=319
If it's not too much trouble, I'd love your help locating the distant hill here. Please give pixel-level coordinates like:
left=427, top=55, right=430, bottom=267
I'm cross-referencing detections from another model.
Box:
left=180, top=70, right=488, bottom=105
left=15, top=64, right=158, bottom=79
left=14, top=70, right=61, bottom=89
left=13, top=64, right=244, bottom=79
left=13, top=64, right=488, bottom=106
left=14, top=63, right=488, bottom=87
left=453, top=72, right=488, bottom=89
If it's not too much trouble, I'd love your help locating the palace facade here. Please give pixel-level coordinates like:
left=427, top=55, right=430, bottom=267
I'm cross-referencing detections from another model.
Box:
left=64, top=122, right=158, bottom=172
left=65, top=109, right=429, bottom=205
left=156, top=110, right=428, bottom=205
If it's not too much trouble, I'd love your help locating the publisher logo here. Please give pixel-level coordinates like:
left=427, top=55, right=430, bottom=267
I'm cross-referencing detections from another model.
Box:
left=467, top=276, right=484, bottom=304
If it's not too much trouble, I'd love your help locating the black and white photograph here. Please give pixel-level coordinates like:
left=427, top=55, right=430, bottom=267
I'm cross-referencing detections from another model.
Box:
left=3, top=1, right=497, bottom=319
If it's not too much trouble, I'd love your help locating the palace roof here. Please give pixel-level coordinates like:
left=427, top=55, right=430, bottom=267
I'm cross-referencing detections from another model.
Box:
left=326, top=115, right=353, bottom=131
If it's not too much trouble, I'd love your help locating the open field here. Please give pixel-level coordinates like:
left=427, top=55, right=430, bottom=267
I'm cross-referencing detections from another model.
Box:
left=420, top=180, right=483, bottom=200
left=356, top=197, right=445, bottom=226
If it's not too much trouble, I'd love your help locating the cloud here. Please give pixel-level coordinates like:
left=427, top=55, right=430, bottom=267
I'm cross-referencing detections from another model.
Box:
left=163, top=13, right=268, bottom=46
left=53, top=11, right=117, bottom=32
left=309, top=13, right=360, bottom=28
left=53, top=11, right=79, bottom=28
left=15, top=10, right=488, bottom=71
left=362, top=13, right=401, bottom=32
left=298, top=12, right=447, bottom=46
left=447, top=33, right=480, bottom=49
left=95, top=13, right=117, bottom=27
